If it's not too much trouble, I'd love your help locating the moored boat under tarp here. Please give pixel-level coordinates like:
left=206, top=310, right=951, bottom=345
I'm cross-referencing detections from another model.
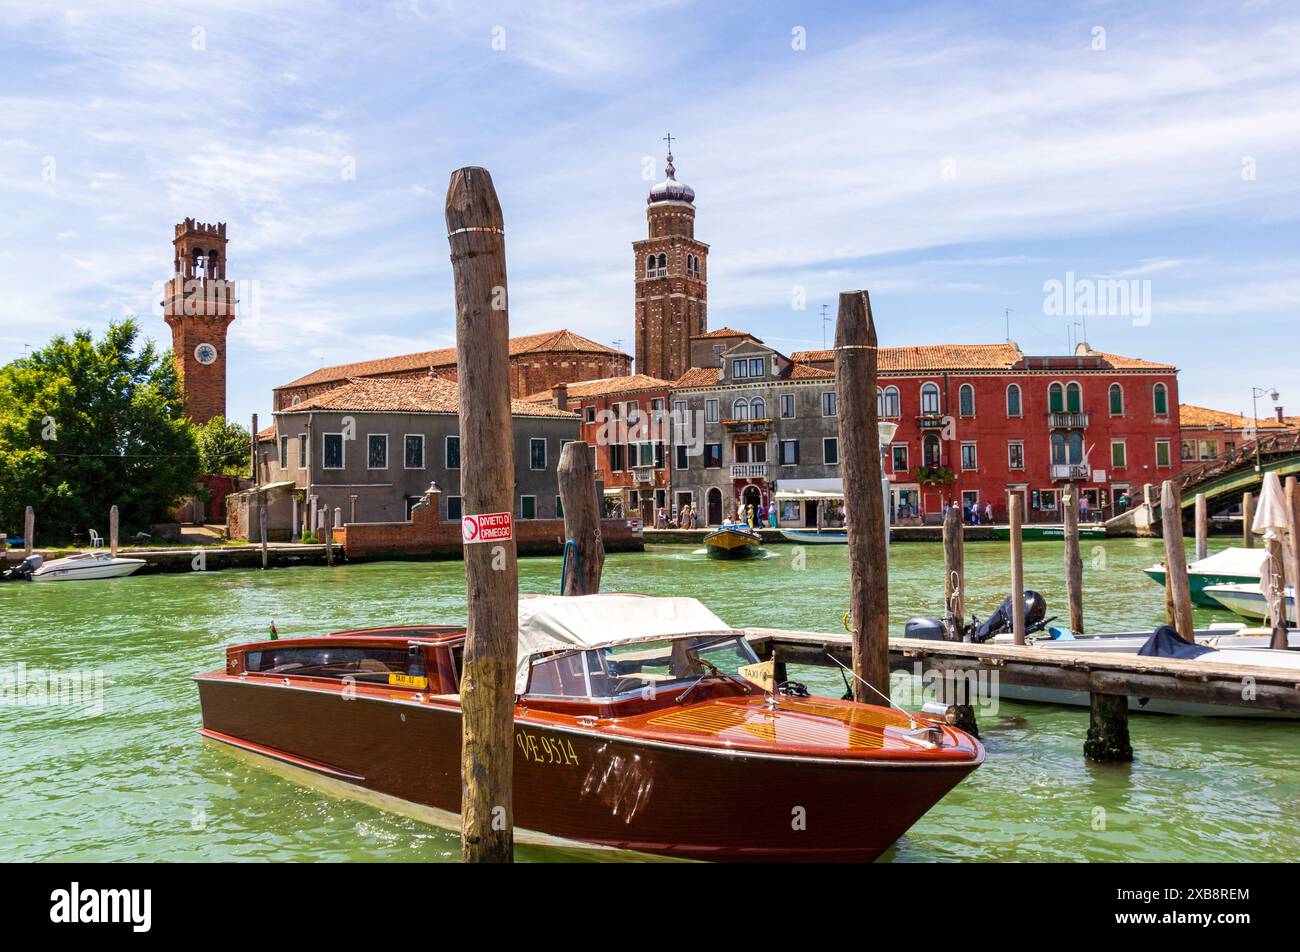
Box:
left=1144, top=546, right=1269, bottom=605
left=703, top=525, right=764, bottom=560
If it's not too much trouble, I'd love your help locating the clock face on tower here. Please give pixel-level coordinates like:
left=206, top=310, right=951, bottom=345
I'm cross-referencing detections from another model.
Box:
left=194, top=343, right=218, bottom=366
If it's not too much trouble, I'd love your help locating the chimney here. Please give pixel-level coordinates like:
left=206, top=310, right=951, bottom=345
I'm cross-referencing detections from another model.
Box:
left=1277, top=406, right=1285, bottom=424
left=552, top=382, right=569, bottom=412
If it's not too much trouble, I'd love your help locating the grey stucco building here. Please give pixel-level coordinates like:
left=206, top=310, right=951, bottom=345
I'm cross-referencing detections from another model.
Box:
left=256, top=375, right=579, bottom=531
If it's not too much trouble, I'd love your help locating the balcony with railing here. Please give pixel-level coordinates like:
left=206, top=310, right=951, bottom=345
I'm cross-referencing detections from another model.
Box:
left=916, top=413, right=945, bottom=429
left=631, top=466, right=656, bottom=485
left=730, top=462, right=768, bottom=480
left=1048, top=411, right=1089, bottom=429
left=722, top=418, right=772, bottom=433
left=1050, top=462, right=1090, bottom=480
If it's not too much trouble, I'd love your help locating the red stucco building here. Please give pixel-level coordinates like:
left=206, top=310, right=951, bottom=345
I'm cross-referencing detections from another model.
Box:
left=794, top=341, right=1181, bottom=523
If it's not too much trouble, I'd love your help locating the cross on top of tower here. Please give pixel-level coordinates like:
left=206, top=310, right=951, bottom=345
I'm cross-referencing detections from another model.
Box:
left=663, top=132, right=676, bottom=177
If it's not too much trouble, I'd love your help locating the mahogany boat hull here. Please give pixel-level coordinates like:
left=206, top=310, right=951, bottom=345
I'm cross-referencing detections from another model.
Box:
left=195, top=675, right=981, bottom=862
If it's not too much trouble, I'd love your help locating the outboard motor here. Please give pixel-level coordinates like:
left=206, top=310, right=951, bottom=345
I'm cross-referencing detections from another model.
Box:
left=904, top=616, right=947, bottom=640
left=968, top=590, right=1054, bottom=643
left=1, top=553, right=42, bottom=582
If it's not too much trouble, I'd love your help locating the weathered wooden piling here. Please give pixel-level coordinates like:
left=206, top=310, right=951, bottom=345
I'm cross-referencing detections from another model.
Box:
left=447, top=166, right=518, bottom=864
left=1009, top=493, right=1026, bottom=645
left=833, top=290, right=889, bottom=702
left=940, top=504, right=977, bottom=735
left=325, top=507, right=335, bottom=567
left=109, top=505, right=119, bottom=558
left=1084, top=693, right=1133, bottom=763
left=1161, top=480, right=1194, bottom=640
left=250, top=413, right=259, bottom=484
left=24, top=506, right=34, bottom=557
left=1062, top=482, right=1083, bottom=634
left=942, top=506, right=964, bottom=640
left=1287, top=477, right=1300, bottom=601
left=557, top=441, right=604, bottom=595
left=1194, top=492, right=1208, bottom=562
left=1243, top=491, right=1255, bottom=548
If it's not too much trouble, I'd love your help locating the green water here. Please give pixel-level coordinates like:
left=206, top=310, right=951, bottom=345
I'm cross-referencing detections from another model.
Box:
left=2, top=538, right=1295, bottom=862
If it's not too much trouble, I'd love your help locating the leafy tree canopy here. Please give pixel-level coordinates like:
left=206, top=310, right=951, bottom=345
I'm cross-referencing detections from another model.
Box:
left=0, top=319, right=200, bottom=543
left=195, top=417, right=251, bottom=477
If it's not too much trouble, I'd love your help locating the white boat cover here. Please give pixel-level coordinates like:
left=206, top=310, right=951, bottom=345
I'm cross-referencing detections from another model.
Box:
left=515, top=593, right=734, bottom=693
left=1187, top=547, right=1269, bottom=576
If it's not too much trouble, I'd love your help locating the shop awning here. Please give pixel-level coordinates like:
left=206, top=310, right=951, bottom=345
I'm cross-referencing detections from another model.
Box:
left=602, top=487, right=624, bottom=496
left=773, top=478, right=844, bottom=501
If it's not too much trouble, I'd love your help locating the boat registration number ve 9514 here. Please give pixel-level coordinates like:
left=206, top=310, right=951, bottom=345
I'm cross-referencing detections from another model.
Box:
left=516, top=729, right=579, bottom=767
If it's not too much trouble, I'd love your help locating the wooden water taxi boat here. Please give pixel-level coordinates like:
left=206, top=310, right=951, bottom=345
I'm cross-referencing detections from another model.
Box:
left=195, top=594, right=983, bottom=862
left=703, top=525, right=764, bottom=560
left=1144, top=546, right=1267, bottom=606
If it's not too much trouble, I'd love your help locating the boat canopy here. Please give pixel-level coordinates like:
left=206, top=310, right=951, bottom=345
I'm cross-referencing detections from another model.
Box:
left=515, top=593, right=735, bottom=693
left=1188, top=547, right=1269, bottom=575
left=773, top=477, right=844, bottom=501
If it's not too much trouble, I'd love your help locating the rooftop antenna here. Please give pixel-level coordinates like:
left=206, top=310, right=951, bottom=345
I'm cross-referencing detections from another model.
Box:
left=1004, top=307, right=1012, bottom=342
left=611, top=338, right=624, bottom=353
left=821, top=304, right=831, bottom=349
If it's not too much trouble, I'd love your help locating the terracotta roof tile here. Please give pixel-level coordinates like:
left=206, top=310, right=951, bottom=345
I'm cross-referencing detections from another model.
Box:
left=281, top=376, right=576, bottom=418
left=689, top=326, right=760, bottom=341
left=1086, top=350, right=1176, bottom=370
left=276, top=330, right=628, bottom=390
left=672, top=366, right=724, bottom=388
left=256, top=425, right=276, bottom=441
left=789, top=363, right=835, bottom=379
left=1180, top=404, right=1296, bottom=429
left=791, top=342, right=1174, bottom=373
left=522, top=373, right=671, bottom=403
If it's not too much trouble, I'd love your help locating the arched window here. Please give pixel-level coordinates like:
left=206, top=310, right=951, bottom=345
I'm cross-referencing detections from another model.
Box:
left=657, top=252, right=667, bottom=271
left=732, top=399, right=749, bottom=420
left=883, top=386, right=900, bottom=418
left=876, top=387, right=885, bottom=417
left=1050, top=432, right=1066, bottom=464
left=1108, top=383, right=1124, bottom=416
left=1048, top=382, right=1065, bottom=413
left=750, top=397, right=765, bottom=419
left=1006, top=384, right=1022, bottom=417
left=207, top=249, right=220, bottom=278
left=959, top=383, right=975, bottom=417
left=1066, top=382, right=1082, bottom=413
left=920, top=382, right=940, bottom=415
left=923, top=433, right=942, bottom=467
left=1067, top=432, right=1084, bottom=463
left=1153, top=383, right=1168, bottom=415
left=645, top=255, right=656, bottom=278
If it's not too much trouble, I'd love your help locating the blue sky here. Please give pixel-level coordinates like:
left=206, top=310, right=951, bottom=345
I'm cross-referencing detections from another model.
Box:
left=2, top=0, right=1297, bottom=426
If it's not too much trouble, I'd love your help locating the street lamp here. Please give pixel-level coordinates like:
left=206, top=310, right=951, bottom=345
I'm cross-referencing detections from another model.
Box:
left=878, top=422, right=899, bottom=549
left=1251, top=387, right=1279, bottom=472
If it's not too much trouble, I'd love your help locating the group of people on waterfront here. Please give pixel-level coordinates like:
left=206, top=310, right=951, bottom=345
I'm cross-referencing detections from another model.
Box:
left=657, top=504, right=700, bottom=529
left=721, top=502, right=777, bottom=530
left=944, top=499, right=995, bottom=525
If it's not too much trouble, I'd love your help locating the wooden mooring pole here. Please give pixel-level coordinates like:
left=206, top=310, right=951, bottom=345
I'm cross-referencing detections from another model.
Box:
left=1286, top=477, right=1300, bottom=611
left=259, top=497, right=269, bottom=570
left=1009, top=493, right=1026, bottom=645
left=325, top=506, right=334, bottom=567
left=1084, top=693, right=1133, bottom=763
left=1063, top=482, right=1083, bottom=634
left=1242, top=490, right=1255, bottom=548
left=250, top=412, right=259, bottom=484
left=24, top=506, right=34, bottom=557
left=109, top=505, right=119, bottom=558
left=833, top=290, right=889, bottom=703
left=1161, top=480, right=1195, bottom=641
left=940, top=504, right=977, bottom=736
left=557, top=442, right=604, bottom=595
left=447, top=166, right=518, bottom=864
left=1194, top=492, right=1208, bottom=562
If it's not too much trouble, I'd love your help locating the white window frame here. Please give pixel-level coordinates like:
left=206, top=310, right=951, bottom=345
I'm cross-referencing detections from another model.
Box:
left=403, top=433, right=425, bottom=470
left=520, top=494, right=538, bottom=519
left=322, top=433, right=345, bottom=470
left=705, top=398, right=719, bottom=422
left=891, top=443, right=908, bottom=473
left=821, top=391, right=837, bottom=417
left=1111, top=439, right=1127, bottom=469
left=366, top=433, right=389, bottom=470
left=1006, top=384, right=1022, bottom=418
left=297, top=433, right=307, bottom=469
left=1155, top=438, right=1172, bottom=468
left=529, top=437, right=547, bottom=471
left=1008, top=440, right=1025, bottom=470
left=959, top=384, right=976, bottom=418
left=780, top=393, right=796, bottom=419
left=920, top=382, right=941, bottom=415
left=823, top=436, right=839, bottom=465
left=278, top=435, right=289, bottom=469
left=960, top=441, right=978, bottom=471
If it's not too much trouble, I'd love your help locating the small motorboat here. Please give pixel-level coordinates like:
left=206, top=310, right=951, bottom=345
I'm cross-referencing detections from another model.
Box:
left=1144, top=546, right=1268, bottom=606
left=196, top=593, right=983, bottom=862
left=1204, top=582, right=1296, bottom=624
left=30, top=552, right=146, bottom=582
left=0, top=554, right=43, bottom=582
left=703, top=524, right=764, bottom=560
left=779, top=527, right=848, bottom=545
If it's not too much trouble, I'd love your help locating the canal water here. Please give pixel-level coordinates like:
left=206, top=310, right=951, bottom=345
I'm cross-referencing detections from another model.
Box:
left=2, top=538, right=1295, bottom=862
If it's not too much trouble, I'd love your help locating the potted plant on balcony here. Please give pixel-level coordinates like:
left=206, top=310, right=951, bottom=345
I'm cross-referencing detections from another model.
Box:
left=912, top=465, right=955, bottom=487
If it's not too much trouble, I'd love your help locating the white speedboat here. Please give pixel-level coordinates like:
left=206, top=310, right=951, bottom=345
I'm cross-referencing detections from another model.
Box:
left=1143, top=546, right=1267, bottom=606
left=986, top=626, right=1300, bottom=718
left=31, top=552, right=146, bottom=582
left=1203, top=583, right=1296, bottom=624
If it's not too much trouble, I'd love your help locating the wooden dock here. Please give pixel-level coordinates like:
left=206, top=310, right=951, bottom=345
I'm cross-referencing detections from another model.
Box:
left=743, top=627, right=1300, bottom=725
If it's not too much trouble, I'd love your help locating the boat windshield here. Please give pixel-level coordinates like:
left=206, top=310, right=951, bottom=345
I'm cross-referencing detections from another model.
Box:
left=524, top=634, right=759, bottom=700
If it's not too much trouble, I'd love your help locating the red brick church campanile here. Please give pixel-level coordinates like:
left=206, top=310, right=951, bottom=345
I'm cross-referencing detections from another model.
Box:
left=164, top=218, right=235, bottom=423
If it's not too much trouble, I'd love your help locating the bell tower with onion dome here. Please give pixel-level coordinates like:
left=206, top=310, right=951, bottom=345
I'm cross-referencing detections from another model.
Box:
left=633, top=135, right=708, bottom=381
left=163, top=218, right=236, bottom=423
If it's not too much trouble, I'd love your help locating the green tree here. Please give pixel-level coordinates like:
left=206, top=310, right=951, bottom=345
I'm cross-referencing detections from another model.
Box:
left=0, top=319, right=200, bottom=542
left=194, top=417, right=251, bottom=477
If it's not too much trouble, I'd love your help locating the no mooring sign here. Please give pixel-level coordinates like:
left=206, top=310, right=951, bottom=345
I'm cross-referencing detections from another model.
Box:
left=462, top=511, right=513, bottom=544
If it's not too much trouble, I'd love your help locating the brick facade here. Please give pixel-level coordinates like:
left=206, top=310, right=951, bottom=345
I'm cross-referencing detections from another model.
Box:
left=164, top=218, right=234, bottom=423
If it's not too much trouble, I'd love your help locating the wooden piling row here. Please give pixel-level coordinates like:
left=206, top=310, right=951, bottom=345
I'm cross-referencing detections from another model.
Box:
left=1161, top=480, right=1195, bottom=640
left=1194, top=492, right=1208, bottom=562
left=1009, top=493, right=1026, bottom=645
left=1243, top=491, right=1256, bottom=548
left=1063, top=481, right=1083, bottom=634
left=557, top=441, right=604, bottom=596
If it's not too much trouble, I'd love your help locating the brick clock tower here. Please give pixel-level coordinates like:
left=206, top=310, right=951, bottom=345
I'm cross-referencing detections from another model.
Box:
left=163, top=218, right=235, bottom=424
left=634, top=138, right=708, bottom=381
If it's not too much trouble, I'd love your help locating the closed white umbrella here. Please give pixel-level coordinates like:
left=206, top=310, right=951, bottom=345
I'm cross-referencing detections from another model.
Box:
left=1252, top=471, right=1293, bottom=647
